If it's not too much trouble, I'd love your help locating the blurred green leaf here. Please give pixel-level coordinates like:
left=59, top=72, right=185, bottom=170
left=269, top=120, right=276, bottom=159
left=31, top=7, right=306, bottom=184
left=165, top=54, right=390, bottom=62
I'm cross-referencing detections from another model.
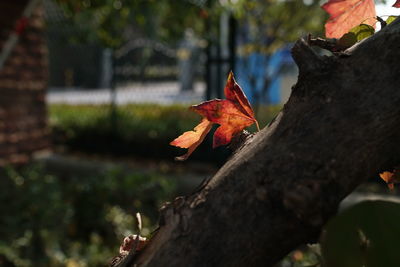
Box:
left=338, top=32, right=358, bottom=48
left=337, top=23, right=374, bottom=49
left=321, top=200, right=400, bottom=267
left=386, top=16, right=398, bottom=25
left=350, top=24, right=375, bottom=41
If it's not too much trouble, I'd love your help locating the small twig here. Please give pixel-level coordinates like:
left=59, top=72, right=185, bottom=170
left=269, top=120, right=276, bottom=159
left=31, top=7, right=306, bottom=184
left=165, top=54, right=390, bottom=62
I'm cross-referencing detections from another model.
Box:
left=136, top=213, right=142, bottom=233
left=255, top=120, right=260, bottom=132
left=110, top=213, right=146, bottom=267
left=307, top=35, right=337, bottom=51
left=376, top=16, right=387, bottom=28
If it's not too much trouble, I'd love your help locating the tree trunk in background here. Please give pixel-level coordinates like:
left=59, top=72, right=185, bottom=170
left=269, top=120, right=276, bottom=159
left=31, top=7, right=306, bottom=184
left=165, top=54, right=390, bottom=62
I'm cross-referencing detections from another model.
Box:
left=120, top=18, right=400, bottom=267
left=0, top=1, right=50, bottom=166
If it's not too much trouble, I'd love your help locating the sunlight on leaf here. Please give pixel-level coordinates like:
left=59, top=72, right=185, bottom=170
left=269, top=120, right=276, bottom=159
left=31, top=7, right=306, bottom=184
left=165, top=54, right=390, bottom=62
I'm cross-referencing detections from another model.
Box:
left=170, top=72, right=258, bottom=160
left=322, top=0, right=376, bottom=38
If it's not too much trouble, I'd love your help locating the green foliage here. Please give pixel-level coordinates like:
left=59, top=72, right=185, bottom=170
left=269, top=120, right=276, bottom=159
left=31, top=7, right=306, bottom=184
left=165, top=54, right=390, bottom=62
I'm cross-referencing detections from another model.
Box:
left=386, top=15, right=398, bottom=25
left=0, top=164, right=176, bottom=266
left=230, top=0, right=327, bottom=53
left=349, top=24, right=375, bottom=41
left=49, top=103, right=281, bottom=161
left=53, top=0, right=219, bottom=47
left=321, top=201, right=400, bottom=267
left=52, top=0, right=327, bottom=52
left=337, top=32, right=358, bottom=48
left=338, top=24, right=375, bottom=48
left=54, top=0, right=132, bottom=47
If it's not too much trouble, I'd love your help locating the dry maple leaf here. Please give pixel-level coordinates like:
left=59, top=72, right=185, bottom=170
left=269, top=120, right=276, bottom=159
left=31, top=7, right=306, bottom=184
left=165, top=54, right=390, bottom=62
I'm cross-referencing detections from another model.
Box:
left=119, top=234, right=148, bottom=254
left=170, top=118, right=213, bottom=161
left=379, top=169, right=400, bottom=190
left=170, top=71, right=258, bottom=161
left=192, top=99, right=256, bottom=147
left=223, top=71, right=256, bottom=120
left=322, top=0, right=376, bottom=38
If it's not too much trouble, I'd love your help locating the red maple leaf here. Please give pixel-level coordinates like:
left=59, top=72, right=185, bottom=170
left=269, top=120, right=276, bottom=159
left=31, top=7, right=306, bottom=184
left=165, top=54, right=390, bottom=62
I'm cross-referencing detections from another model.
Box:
left=393, top=0, right=400, bottom=8
left=170, top=71, right=259, bottom=161
left=322, top=0, right=376, bottom=38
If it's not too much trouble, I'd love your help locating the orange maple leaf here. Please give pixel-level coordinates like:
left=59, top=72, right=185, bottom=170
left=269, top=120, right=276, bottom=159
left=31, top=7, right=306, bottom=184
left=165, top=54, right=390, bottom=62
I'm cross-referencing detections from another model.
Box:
left=170, top=71, right=258, bottom=161
left=379, top=170, right=400, bottom=190
left=322, top=0, right=376, bottom=38
left=170, top=118, right=213, bottom=161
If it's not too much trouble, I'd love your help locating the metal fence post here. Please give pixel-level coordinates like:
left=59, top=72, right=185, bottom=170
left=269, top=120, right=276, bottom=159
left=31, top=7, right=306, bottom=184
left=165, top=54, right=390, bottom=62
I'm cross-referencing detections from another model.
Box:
left=110, top=49, right=117, bottom=139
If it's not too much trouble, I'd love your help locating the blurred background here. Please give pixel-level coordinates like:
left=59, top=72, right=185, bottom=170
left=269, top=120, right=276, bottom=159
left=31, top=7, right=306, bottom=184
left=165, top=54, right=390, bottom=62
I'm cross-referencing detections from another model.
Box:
left=1, top=0, right=399, bottom=266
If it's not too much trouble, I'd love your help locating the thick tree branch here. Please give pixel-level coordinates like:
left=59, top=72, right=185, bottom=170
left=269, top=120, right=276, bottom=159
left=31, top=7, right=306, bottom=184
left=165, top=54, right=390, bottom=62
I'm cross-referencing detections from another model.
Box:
left=117, top=18, right=400, bottom=267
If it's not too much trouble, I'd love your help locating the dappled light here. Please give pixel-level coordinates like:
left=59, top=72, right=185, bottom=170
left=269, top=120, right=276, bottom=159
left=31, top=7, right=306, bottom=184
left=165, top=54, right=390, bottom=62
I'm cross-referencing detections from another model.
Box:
left=1, top=0, right=400, bottom=266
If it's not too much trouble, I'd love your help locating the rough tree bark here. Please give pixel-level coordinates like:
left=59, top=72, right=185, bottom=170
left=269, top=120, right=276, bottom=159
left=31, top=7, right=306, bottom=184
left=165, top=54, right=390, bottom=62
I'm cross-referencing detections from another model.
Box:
left=116, top=19, right=400, bottom=267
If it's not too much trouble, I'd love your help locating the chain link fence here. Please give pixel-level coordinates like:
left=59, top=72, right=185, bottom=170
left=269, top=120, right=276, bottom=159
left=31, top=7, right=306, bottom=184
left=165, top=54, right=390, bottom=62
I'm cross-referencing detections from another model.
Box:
left=44, top=0, right=207, bottom=106
left=42, top=0, right=225, bottom=161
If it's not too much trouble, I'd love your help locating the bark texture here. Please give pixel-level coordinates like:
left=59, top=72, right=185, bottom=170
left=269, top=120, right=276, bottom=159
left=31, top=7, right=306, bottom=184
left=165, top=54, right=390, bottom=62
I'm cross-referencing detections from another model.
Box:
left=122, top=19, right=400, bottom=267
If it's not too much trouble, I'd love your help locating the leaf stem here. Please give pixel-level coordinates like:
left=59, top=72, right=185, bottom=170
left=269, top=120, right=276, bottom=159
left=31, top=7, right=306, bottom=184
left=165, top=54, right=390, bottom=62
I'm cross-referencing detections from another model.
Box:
left=255, top=120, right=260, bottom=132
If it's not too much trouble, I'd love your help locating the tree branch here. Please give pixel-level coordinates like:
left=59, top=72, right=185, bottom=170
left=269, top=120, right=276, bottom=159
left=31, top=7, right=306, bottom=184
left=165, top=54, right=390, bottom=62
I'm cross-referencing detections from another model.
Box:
left=115, top=18, right=400, bottom=267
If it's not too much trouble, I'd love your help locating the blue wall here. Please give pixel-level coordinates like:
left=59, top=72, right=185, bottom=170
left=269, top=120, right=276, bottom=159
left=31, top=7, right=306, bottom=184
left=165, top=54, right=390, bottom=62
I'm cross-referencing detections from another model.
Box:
left=235, top=47, right=293, bottom=105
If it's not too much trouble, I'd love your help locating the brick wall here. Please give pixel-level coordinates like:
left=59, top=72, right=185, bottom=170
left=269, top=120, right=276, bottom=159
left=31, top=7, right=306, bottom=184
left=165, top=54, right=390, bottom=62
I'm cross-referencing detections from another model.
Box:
left=0, top=1, right=50, bottom=166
